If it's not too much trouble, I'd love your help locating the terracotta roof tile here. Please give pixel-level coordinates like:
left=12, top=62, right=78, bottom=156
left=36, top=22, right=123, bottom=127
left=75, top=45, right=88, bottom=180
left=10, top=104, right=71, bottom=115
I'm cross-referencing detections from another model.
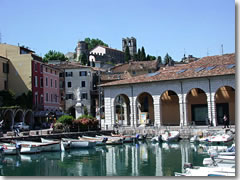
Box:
left=101, top=53, right=235, bottom=87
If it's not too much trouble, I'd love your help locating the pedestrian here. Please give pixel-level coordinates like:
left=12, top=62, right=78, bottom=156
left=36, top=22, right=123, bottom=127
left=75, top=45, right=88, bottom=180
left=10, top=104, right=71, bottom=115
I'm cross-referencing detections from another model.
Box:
left=223, top=114, right=229, bottom=128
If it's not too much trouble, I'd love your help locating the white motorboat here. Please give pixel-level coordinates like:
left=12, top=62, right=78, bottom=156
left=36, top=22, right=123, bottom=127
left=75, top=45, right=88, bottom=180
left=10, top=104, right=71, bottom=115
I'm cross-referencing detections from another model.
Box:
left=175, top=166, right=235, bottom=176
left=161, top=131, right=180, bottom=142
left=1, top=144, right=18, bottom=155
left=209, top=133, right=234, bottom=143
left=62, top=138, right=96, bottom=148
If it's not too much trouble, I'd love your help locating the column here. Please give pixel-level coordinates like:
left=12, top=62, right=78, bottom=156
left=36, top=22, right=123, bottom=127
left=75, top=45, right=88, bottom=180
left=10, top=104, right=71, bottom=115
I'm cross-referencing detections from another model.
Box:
left=123, top=103, right=128, bottom=126
left=130, top=97, right=137, bottom=127
left=178, top=94, right=184, bottom=127
left=211, top=93, right=217, bottom=126
left=153, top=96, right=160, bottom=127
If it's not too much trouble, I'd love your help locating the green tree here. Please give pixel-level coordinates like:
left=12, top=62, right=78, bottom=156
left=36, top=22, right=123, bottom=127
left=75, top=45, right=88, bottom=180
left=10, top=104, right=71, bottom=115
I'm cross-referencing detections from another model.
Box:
left=137, top=48, right=141, bottom=61
left=157, top=56, right=162, bottom=64
left=164, top=53, right=173, bottom=65
left=146, top=55, right=150, bottom=61
left=140, top=47, right=146, bottom=61
left=57, top=115, right=74, bottom=125
left=0, top=90, right=15, bottom=107
left=79, top=53, right=88, bottom=65
left=16, top=91, right=32, bottom=109
left=124, top=46, right=131, bottom=63
left=43, top=50, right=67, bottom=62
left=84, top=38, right=108, bottom=51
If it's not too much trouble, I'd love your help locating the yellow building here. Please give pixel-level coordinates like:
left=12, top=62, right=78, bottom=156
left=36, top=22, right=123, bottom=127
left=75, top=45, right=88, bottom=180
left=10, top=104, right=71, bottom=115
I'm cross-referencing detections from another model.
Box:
left=0, top=44, right=41, bottom=96
left=0, top=56, right=9, bottom=91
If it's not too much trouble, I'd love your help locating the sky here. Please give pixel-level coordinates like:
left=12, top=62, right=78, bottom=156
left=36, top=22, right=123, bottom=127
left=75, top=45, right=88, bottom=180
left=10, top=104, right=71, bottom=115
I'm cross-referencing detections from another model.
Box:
left=0, top=0, right=235, bottom=61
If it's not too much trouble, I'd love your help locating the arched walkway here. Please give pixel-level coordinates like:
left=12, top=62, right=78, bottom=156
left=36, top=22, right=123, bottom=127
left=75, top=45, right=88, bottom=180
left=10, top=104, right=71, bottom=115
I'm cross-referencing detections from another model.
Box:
left=25, top=110, right=33, bottom=128
left=186, top=88, right=208, bottom=125
left=136, top=92, right=154, bottom=126
left=3, top=110, right=14, bottom=131
left=160, top=90, right=180, bottom=126
left=215, top=86, right=235, bottom=125
left=14, top=110, right=24, bottom=123
left=114, top=94, right=130, bottom=126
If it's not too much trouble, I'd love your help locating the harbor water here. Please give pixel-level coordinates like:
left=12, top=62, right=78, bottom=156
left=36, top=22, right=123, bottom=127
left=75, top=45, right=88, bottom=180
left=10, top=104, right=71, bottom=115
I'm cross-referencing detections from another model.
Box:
left=0, top=140, right=232, bottom=176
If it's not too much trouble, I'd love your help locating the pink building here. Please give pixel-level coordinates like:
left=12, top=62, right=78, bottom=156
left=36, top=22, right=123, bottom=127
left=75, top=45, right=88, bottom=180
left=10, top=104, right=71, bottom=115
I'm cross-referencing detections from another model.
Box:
left=42, top=64, right=61, bottom=112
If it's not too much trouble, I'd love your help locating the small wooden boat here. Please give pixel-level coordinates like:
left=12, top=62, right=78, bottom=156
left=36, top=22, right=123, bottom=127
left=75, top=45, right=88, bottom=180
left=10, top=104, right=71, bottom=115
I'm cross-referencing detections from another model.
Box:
left=62, top=138, right=96, bottom=148
left=17, top=140, right=63, bottom=152
left=80, top=136, right=107, bottom=146
left=208, top=133, right=234, bottom=144
left=111, top=133, right=135, bottom=143
left=40, top=138, right=66, bottom=151
left=96, top=135, right=123, bottom=145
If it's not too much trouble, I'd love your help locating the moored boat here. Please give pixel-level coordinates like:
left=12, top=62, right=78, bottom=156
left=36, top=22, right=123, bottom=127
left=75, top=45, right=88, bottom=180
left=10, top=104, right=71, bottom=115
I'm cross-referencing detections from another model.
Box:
left=161, top=130, right=180, bottom=142
left=62, top=138, right=96, bottom=148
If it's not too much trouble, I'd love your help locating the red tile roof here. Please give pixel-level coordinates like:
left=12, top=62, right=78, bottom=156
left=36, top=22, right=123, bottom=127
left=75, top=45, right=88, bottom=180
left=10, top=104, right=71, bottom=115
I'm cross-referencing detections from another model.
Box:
left=101, top=53, right=235, bottom=87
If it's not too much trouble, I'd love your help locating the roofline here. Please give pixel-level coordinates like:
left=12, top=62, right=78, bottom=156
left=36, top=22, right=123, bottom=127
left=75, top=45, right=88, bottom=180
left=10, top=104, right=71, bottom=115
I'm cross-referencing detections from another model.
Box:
left=0, top=56, right=10, bottom=61
left=101, top=73, right=235, bottom=88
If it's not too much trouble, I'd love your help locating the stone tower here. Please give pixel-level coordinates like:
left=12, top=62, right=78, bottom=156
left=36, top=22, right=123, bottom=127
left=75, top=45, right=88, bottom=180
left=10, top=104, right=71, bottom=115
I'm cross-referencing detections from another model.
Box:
left=76, top=41, right=88, bottom=60
left=122, top=37, right=137, bottom=56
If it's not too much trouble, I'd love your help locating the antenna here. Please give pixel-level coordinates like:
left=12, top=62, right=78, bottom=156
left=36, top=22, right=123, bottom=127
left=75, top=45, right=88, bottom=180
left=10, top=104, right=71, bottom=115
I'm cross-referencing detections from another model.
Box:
left=221, top=44, right=224, bottom=55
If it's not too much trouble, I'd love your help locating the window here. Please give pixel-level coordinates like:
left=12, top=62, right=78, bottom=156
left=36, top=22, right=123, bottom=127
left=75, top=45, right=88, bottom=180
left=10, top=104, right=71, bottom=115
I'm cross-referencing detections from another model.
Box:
left=55, top=94, right=57, bottom=102
left=34, top=63, right=38, bottom=72
left=55, top=80, right=57, bottom=88
left=46, top=93, right=48, bottom=102
left=35, top=93, right=38, bottom=105
left=67, top=81, right=72, bottom=88
left=66, top=94, right=73, bottom=100
left=46, top=67, right=48, bottom=72
left=132, top=71, right=136, bottom=75
left=50, top=69, right=52, bottom=74
left=40, top=95, right=44, bottom=104
left=46, top=77, right=48, bottom=86
left=81, top=81, right=86, bottom=87
left=40, top=78, right=43, bottom=88
left=3, top=63, right=9, bottom=73
left=79, top=71, right=87, bottom=76
left=81, top=93, right=88, bottom=100
left=59, top=72, right=64, bottom=77
left=35, top=76, right=38, bottom=87
left=65, top=72, right=73, bottom=77
left=4, top=80, right=7, bottom=90
left=51, top=79, right=53, bottom=87
left=51, top=94, right=53, bottom=102
left=40, top=65, right=43, bottom=73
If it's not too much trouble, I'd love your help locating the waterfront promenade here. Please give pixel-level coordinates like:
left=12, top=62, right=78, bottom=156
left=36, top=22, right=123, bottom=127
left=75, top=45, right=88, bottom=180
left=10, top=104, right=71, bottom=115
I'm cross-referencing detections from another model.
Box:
left=0, top=125, right=235, bottom=142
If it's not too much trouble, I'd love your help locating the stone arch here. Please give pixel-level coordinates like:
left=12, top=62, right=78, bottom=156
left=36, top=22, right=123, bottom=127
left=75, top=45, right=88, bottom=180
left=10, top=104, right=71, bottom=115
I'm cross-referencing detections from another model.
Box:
left=14, top=109, right=24, bottom=124
left=160, top=90, right=180, bottom=126
left=186, top=88, right=208, bottom=125
left=68, top=106, right=76, bottom=118
left=136, top=92, right=154, bottom=126
left=114, top=94, right=131, bottom=126
left=24, top=110, right=34, bottom=128
left=3, top=109, right=14, bottom=131
left=215, top=86, right=235, bottom=125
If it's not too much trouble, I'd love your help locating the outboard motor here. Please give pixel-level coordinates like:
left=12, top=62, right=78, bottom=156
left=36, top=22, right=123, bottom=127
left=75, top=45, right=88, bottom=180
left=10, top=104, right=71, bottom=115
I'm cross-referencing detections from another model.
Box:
left=158, top=135, right=163, bottom=143
left=136, top=134, right=140, bottom=140
left=183, top=163, right=193, bottom=169
left=103, top=137, right=108, bottom=143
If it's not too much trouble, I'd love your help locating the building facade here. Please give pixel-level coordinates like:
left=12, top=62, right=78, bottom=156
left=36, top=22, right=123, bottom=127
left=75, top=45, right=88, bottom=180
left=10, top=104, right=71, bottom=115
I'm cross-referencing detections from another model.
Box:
left=0, top=56, right=9, bottom=91
left=53, top=63, right=98, bottom=117
left=101, top=54, right=235, bottom=130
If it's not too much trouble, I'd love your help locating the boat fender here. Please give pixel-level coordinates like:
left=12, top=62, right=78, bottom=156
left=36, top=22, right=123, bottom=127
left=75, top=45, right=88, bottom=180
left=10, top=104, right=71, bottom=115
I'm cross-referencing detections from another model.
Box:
left=183, top=163, right=193, bottom=169
left=136, top=134, right=140, bottom=139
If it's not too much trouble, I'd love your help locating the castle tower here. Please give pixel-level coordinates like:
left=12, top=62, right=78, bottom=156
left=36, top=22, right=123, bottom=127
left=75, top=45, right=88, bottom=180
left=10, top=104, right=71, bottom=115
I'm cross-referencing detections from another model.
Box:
left=76, top=41, right=88, bottom=60
left=122, top=37, right=137, bottom=56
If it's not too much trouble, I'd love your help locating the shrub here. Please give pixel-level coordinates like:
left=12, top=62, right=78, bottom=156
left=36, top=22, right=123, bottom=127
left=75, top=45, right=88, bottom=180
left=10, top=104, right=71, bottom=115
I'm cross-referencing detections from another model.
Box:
left=57, top=115, right=74, bottom=125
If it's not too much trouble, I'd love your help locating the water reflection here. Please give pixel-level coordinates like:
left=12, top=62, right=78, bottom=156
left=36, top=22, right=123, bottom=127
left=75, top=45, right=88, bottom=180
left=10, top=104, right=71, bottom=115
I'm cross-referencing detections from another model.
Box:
left=0, top=141, right=232, bottom=176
